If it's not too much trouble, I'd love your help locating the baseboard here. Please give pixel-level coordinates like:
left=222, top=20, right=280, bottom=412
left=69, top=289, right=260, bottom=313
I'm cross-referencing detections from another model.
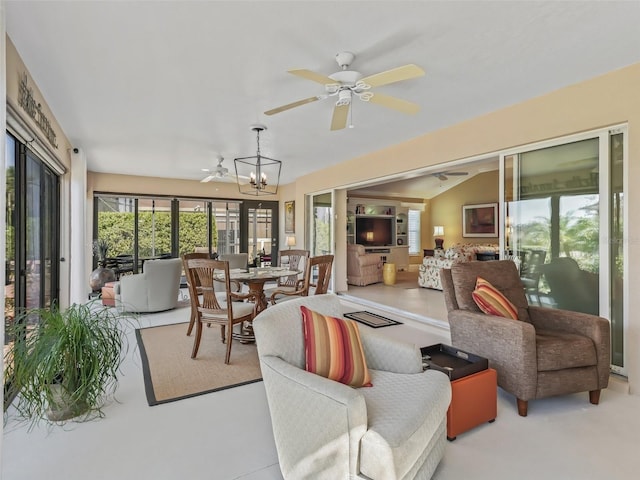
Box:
left=607, top=373, right=630, bottom=394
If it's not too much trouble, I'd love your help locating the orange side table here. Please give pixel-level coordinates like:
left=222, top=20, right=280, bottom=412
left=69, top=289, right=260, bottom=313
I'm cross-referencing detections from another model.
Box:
left=447, top=368, right=497, bottom=441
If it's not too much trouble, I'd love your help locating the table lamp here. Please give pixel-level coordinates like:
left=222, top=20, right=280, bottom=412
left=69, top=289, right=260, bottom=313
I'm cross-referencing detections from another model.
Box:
left=433, top=226, right=445, bottom=249
left=286, top=235, right=296, bottom=249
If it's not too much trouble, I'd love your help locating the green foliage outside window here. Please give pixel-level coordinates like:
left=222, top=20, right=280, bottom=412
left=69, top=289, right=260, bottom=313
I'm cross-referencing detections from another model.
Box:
left=96, top=211, right=217, bottom=258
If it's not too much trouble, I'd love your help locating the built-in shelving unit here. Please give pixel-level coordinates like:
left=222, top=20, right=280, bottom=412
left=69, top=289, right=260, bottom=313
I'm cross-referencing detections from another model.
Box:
left=347, top=198, right=410, bottom=270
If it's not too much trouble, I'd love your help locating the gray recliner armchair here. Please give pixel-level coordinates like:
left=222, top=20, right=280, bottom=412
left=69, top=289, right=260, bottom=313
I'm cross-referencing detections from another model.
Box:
left=441, top=260, right=610, bottom=417
left=253, top=294, right=451, bottom=480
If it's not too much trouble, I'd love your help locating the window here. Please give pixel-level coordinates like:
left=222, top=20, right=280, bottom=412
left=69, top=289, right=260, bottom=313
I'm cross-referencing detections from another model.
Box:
left=408, top=209, right=421, bottom=255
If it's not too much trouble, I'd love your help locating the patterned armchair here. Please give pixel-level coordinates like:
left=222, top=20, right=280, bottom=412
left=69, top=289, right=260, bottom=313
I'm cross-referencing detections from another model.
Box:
left=418, top=243, right=499, bottom=290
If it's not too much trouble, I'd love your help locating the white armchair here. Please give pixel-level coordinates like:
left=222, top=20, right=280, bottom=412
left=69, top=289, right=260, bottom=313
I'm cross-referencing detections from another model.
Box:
left=253, top=294, right=451, bottom=480
left=114, top=258, right=182, bottom=313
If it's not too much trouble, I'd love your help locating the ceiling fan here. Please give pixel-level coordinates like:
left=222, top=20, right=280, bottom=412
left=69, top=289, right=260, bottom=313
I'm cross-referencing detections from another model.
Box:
left=264, top=51, right=425, bottom=131
left=430, top=171, right=469, bottom=181
left=200, top=155, right=233, bottom=183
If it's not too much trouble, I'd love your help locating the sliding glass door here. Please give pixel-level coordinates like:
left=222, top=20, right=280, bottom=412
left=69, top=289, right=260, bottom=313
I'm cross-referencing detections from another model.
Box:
left=502, top=127, right=626, bottom=374
left=241, top=201, right=277, bottom=266
left=5, top=133, right=60, bottom=409
left=309, top=192, right=333, bottom=257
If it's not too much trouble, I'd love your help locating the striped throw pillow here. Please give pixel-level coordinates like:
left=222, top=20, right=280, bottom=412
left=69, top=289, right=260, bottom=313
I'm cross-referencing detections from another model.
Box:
left=301, top=306, right=372, bottom=388
left=472, top=277, right=519, bottom=320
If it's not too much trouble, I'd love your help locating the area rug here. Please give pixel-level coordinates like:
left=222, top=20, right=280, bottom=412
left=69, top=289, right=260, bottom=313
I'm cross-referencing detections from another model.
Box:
left=135, top=322, right=262, bottom=406
left=344, top=311, right=403, bottom=328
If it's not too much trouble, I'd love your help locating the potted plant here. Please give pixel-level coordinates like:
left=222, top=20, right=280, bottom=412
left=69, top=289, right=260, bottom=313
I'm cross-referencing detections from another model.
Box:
left=93, top=238, right=110, bottom=268
left=4, top=301, right=131, bottom=429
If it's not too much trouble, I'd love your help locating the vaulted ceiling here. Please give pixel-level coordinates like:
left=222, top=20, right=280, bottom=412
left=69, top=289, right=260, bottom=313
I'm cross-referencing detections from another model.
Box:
left=6, top=1, right=640, bottom=190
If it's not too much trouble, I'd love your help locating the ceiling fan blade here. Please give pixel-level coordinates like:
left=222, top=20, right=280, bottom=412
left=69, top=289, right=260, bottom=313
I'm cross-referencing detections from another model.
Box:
left=330, top=104, right=350, bottom=131
left=368, top=92, right=420, bottom=115
left=288, top=69, right=336, bottom=85
left=264, top=96, right=321, bottom=116
left=360, top=64, right=425, bottom=88
left=200, top=175, right=215, bottom=183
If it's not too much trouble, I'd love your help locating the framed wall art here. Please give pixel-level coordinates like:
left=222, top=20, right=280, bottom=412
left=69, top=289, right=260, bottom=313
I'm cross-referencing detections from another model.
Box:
left=284, top=201, right=295, bottom=233
left=462, top=203, right=498, bottom=237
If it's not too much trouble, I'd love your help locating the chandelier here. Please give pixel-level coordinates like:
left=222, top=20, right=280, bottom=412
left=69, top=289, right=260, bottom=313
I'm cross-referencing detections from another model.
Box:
left=234, top=124, right=282, bottom=196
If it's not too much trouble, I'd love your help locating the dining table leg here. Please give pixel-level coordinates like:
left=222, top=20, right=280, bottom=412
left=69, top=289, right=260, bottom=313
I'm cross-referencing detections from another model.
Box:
left=233, top=278, right=267, bottom=344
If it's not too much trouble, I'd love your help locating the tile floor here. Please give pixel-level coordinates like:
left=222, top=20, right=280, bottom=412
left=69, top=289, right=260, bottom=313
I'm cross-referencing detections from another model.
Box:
left=2, top=288, right=638, bottom=480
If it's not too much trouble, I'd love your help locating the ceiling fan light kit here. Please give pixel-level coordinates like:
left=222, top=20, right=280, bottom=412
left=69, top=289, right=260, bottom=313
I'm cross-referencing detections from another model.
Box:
left=264, top=51, right=425, bottom=131
left=234, top=124, right=281, bottom=196
left=200, top=155, right=230, bottom=183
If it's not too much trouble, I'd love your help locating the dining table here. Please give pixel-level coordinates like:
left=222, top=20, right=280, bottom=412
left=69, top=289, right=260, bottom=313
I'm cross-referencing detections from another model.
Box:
left=219, top=266, right=301, bottom=343
left=226, top=266, right=300, bottom=315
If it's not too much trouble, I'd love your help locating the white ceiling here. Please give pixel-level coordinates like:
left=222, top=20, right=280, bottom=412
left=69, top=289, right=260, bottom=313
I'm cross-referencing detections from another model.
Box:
left=5, top=1, right=640, bottom=190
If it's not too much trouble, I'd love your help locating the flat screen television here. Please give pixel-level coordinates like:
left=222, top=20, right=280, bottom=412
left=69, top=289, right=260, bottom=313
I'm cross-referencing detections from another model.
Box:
left=356, top=217, right=393, bottom=246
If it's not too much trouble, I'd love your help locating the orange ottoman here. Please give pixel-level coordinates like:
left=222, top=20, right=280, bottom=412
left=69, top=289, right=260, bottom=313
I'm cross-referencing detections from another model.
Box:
left=101, top=281, right=117, bottom=307
left=447, top=368, right=497, bottom=440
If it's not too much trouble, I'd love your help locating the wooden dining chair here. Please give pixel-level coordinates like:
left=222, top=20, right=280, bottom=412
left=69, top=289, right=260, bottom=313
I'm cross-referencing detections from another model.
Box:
left=184, top=258, right=255, bottom=363
left=309, top=254, right=334, bottom=295
left=266, top=249, right=310, bottom=304
left=181, top=252, right=210, bottom=336
left=277, top=249, right=310, bottom=288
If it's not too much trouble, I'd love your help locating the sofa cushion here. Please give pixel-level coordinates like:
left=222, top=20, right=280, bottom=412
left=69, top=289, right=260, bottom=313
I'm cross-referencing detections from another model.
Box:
left=472, top=277, right=519, bottom=320
left=359, top=369, right=451, bottom=479
left=535, top=329, right=597, bottom=371
left=301, top=306, right=372, bottom=387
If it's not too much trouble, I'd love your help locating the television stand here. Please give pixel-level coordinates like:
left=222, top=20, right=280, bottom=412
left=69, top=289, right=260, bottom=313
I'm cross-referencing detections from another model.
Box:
left=364, top=246, right=409, bottom=270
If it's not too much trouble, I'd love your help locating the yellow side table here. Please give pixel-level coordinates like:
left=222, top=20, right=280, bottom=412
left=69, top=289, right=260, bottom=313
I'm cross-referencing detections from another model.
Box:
left=383, top=263, right=397, bottom=285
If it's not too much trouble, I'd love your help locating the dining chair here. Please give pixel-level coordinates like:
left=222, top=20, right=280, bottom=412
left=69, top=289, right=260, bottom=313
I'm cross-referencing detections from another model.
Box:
left=184, top=258, right=256, bottom=363
left=266, top=249, right=310, bottom=304
left=309, top=254, right=334, bottom=295
left=181, top=252, right=210, bottom=336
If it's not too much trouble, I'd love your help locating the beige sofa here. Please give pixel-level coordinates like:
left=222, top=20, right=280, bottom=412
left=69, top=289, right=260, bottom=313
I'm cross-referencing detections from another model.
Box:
left=346, top=243, right=384, bottom=286
left=418, top=243, right=499, bottom=290
left=253, top=294, right=452, bottom=479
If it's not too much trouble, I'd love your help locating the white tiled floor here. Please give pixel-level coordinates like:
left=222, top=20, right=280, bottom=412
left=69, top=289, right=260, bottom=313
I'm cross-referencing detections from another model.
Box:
left=2, top=288, right=639, bottom=480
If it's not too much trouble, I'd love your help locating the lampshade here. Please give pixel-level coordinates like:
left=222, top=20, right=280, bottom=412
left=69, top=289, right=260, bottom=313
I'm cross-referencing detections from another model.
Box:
left=235, top=124, right=282, bottom=196
left=286, top=235, right=296, bottom=248
left=433, top=226, right=444, bottom=249
left=366, top=231, right=374, bottom=242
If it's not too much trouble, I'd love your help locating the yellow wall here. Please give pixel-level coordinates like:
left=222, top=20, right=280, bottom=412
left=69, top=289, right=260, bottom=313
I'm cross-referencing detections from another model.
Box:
left=429, top=171, right=499, bottom=247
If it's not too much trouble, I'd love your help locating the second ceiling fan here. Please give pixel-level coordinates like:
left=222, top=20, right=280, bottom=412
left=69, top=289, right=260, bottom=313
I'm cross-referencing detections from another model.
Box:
left=264, top=51, right=425, bottom=131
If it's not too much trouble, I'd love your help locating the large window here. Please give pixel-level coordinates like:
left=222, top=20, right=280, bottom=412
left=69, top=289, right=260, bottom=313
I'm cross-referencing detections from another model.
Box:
left=407, top=209, right=421, bottom=255
left=94, top=195, right=243, bottom=269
